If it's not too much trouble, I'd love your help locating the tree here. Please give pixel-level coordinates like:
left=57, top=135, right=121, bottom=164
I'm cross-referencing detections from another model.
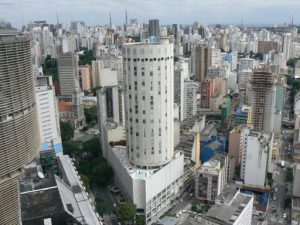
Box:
left=84, top=105, right=98, bottom=125
left=42, top=55, right=59, bottom=83
left=136, top=215, right=145, bottom=225
left=80, top=174, right=91, bottom=192
left=79, top=49, right=95, bottom=65
left=83, top=137, right=101, bottom=159
left=60, top=121, right=74, bottom=142
left=92, top=161, right=113, bottom=186
left=95, top=198, right=112, bottom=216
left=91, top=86, right=102, bottom=96
left=118, top=202, right=136, bottom=225
left=286, top=168, right=294, bottom=183
left=284, top=195, right=292, bottom=208
left=62, top=140, right=82, bottom=156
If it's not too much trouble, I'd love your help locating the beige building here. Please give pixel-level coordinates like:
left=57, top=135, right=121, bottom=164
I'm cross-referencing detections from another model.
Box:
left=228, top=126, right=244, bottom=168
left=79, top=65, right=91, bottom=91
left=91, top=60, right=102, bottom=88
left=0, top=27, right=40, bottom=225
left=191, top=45, right=212, bottom=82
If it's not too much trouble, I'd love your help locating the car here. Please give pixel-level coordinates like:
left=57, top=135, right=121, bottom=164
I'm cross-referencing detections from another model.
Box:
left=283, top=213, right=287, bottom=219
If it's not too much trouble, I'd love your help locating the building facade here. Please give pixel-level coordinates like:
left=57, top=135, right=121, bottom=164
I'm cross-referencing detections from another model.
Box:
left=0, top=27, right=40, bottom=225
left=122, top=40, right=174, bottom=168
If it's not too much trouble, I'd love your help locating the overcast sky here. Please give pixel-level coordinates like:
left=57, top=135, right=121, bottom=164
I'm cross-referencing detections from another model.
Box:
left=1, top=0, right=300, bottom=28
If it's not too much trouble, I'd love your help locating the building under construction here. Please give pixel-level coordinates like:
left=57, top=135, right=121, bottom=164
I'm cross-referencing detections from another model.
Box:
left=251, top=67, right=276, bottom=132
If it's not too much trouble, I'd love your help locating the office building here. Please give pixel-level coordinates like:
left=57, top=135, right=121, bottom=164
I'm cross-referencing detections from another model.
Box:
left=148, top=19, right=160, bottom=38
left=0, top=26, right=40, bottom=225
left=257, top=41, right=279, bottom=53
left=35, top=76, right=62, bottom=154
left=282, top=33, right=291, bottom=60
left=241, top=130, right=274, bottom=189
left=123, top=39, right=175, bottom=167
left=58, top=53, right=79, bottom=99
left=78, top=65, right=91, bottom=91
left=239, top=58, right=255, bottom=71
left=91, top=60, right=102, bottom=88
left=183, top=80, right=198, bottom=120
left=105, top=39, right=184, bottom=224
left=191, top=45, right=212, bottom=82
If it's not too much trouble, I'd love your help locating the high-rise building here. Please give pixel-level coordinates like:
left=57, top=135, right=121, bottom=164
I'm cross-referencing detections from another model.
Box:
left=241, top=130, right=274, bottom=189
left=123, top=39, right=174, bottom=167
left=35, top=76, right=62, bottom=154
left=251, top=68, right=276, bottom=132
left=103, top=39, right=184, bottom=224
left=58, top=52, right=79, bottom=99
left=91, top=60, right=102, bottom=88
left=183, top=80, right=198, bottom=120
left=148, top=19, right=160, bottom=38
left=283, top=33, right=291, bottom=60
left=0, top=26, right=40, bottom=225
left=79, top=65, right=91, bottom=91
left=191, top=45, right=212, bottom=81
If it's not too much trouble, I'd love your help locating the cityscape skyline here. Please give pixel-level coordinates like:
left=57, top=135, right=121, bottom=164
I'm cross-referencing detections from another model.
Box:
left=1, top=0, right=300, bottom=28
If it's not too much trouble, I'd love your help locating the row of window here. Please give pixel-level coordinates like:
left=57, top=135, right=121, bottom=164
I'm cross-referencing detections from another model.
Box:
left=124, top=57, right=173, bottom=62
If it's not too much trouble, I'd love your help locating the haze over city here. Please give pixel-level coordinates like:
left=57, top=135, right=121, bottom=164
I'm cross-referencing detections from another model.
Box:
left=1, top=0, right=300, bottom=27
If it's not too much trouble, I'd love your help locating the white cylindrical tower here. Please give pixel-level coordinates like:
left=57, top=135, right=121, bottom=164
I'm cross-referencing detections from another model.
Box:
left=122, top=40, right=174, bottom=168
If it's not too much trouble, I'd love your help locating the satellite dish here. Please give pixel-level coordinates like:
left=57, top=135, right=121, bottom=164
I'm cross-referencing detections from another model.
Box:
left=38, top=172, right=45, bottom=179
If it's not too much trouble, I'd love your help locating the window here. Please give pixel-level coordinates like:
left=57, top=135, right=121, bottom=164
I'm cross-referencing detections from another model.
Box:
left=150, top=71, right=153, bottom=76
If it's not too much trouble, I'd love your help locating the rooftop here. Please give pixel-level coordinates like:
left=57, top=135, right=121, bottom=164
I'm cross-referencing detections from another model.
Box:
left=112, top=146, right=153, bottom=179
left=203, top=192, right=253, bottom=224
left=58, top=101, right=73, bottom=112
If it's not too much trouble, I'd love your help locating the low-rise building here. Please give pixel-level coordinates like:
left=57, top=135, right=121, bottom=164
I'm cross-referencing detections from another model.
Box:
left=195, top=153, right=228, bottom=202
left=201, top=190, right=253, bottom=225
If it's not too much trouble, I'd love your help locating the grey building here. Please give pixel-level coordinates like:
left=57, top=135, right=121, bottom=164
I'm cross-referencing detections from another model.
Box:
left=0, top=25, right=40, bottom=225
left=148, top=19, right=160, bottom=38
left=58, top=53, right=79, bottom=99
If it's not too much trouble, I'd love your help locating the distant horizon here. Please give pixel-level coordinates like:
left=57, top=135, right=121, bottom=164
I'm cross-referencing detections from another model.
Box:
left=1, top=0, right=300, bottom=29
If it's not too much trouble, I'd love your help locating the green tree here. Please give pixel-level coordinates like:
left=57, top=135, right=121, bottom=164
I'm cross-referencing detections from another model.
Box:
left=91, top=86, right=102, bottom=96
left=92, top=161, right=113, bottom=186
left=286, top=168, right=294, bottom=183
left=62, top=140, right=82, bottom=156
left=118, top=203, right=136, bottom=225
left=84, top=105, right=98, bottom=124
left=80, top=174, right=91, bottom=192
left=95, top=198, right=112, bottom=216
left=42, top=55, right=59, bottom=83
left=136, top=215, right=145, bottom=225
left=60, top=121, right=74, bottom=142
left=284, top=195, right=292, bottom=208
left=83, top=137, right=101, bottom=159
left=79, top=49, right=95, bottom=65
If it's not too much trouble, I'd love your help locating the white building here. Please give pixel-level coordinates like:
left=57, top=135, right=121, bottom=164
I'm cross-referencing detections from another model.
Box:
left=183, top=80, right=198, bottom=120
left=101, top=39, right=184, bottom=224
left=239, top=58, right=255, bottom=71
left=35, top=76, right=62, bottom=154
left=238, top=69, right=252, bottom=86
left=122, top=39, right=175, bottom=167
left=201, top=189, right=253, bottom=225
left=211, top=47, right=222, bottom=67
left=283, top=33, right=291, bottom=60
left=241, top=130, right=274, bottom=189
left=108, top=146, right=184, bottom=224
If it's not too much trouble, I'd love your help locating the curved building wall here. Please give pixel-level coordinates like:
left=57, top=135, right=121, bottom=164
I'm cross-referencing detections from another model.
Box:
left=0, top=33, right=40, bottom=225
left=122, top=42, right=174, bottom=167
